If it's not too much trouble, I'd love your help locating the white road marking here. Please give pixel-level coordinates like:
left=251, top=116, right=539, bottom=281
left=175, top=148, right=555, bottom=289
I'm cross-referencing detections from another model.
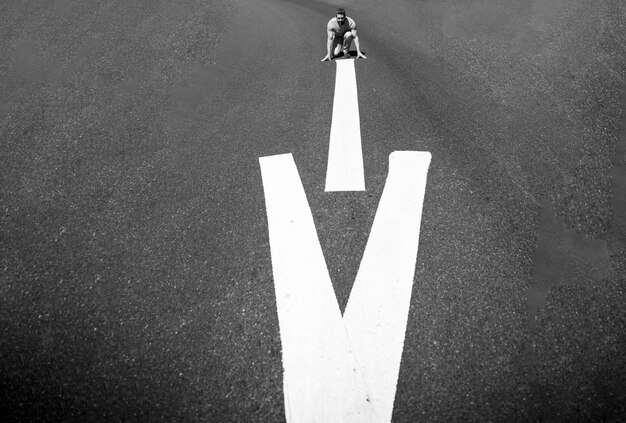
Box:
left=260, top=151, right=432, bottom=422
left=343, top=151, right=432, bottom=423
left=259, top=153, right=378, bottom=423
left=325, top=59, right=365, bottom=192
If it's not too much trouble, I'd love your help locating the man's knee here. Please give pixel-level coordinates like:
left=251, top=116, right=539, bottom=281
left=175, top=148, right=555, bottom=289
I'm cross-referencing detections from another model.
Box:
left=342, top=33, right=353, bottom=48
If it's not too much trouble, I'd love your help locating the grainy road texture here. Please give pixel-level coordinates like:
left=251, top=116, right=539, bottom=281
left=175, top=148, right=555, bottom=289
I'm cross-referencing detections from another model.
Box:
left=1, top=0, right=625, bottom=421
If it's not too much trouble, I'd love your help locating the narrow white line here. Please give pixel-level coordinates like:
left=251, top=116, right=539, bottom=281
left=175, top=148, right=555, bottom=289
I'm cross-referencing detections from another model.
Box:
left=259, top=153, right=377, bottom=423
left=325, top=59, right=365, bottom=192
left=343, top=151, right=432, bottom=422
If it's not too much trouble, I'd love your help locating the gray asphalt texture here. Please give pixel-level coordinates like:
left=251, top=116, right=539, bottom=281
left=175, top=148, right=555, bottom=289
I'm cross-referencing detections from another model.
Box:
left=1, top=0, right=625, bottom=421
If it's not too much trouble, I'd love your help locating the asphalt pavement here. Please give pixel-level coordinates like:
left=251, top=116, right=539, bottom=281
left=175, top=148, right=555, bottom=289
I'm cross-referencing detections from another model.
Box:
left=1, top=0, right=625, bottom=421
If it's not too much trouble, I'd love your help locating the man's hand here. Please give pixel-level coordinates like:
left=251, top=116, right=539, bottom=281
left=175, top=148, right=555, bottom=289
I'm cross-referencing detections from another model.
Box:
left=357, top=51, right=367, bottom=59
left=321, top=53, right=332, bottom=62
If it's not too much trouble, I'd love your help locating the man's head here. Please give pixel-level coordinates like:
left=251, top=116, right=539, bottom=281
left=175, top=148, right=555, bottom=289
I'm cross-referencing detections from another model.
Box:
left=335, top=8, right=346, bottom=24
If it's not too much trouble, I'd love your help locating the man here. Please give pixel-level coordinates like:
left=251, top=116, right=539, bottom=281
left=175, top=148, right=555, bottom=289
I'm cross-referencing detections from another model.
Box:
left=321, top=8, right=367, bottom=61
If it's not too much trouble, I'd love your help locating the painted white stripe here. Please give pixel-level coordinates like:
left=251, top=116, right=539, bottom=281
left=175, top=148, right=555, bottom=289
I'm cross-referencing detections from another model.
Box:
left=260, top=152, right=432, bottom=422
left=325, top=59, right=365, bottom=192
left=259, top=153, right=378, bottom=423
left=343, top=151, right=432, bottom=422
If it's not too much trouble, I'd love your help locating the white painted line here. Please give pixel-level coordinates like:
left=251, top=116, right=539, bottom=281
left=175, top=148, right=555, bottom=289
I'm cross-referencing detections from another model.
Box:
left=259, top=153, right=378, bottom=423
left=343, top=151, right=432, bottom=422
left=260, top=152, right=432, bottom=422
left=325, top=59, right=365, bottom=192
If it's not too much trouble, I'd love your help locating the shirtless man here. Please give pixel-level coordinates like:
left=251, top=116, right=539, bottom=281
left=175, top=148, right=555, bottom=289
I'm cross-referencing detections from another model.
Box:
left=320, top=8, right=367, bottom=61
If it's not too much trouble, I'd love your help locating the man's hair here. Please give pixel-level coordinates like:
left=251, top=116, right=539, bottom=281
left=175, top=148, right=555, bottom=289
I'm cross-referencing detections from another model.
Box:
left=335, top=8, right=346, bottom=16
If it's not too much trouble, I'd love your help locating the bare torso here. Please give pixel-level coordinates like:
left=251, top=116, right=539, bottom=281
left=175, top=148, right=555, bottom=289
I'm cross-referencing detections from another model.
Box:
left=327, top=16, right=356, bottom=37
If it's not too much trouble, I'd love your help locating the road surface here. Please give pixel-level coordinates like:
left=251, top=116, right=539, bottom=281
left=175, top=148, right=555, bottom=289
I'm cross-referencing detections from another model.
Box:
left=1, top=0, right=625, bottom=421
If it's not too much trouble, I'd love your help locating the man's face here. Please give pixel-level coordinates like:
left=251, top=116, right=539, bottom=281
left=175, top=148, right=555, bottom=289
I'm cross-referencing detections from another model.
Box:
left=336, top=14, right=346, bottom=24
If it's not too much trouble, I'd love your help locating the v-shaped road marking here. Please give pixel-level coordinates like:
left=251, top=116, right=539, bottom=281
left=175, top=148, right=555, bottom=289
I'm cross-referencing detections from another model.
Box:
left=260, top=151, right=431, bottom=422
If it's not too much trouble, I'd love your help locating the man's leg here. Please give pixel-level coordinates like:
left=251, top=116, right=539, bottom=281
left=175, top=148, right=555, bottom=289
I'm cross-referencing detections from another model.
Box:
left=342, top=33, right=354, bottom=56
left=333, top=36, right=343, bottom=57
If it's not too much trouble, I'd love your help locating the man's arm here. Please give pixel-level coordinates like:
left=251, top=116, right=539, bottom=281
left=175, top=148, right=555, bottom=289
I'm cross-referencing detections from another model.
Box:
left=321, top=27, right=335, bottom=61
left=351, top=28, right=367, bottom=59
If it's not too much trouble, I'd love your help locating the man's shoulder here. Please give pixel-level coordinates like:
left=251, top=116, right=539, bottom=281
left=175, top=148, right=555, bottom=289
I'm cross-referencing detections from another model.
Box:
left=347, top=16, right=356, bottom=28
left=327, top=17, right=337, bottom=27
